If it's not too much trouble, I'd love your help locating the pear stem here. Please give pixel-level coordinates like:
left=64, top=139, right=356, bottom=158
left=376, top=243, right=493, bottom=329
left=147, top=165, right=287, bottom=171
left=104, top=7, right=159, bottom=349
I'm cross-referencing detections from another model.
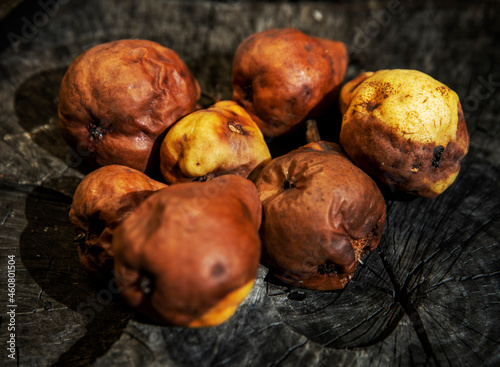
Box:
left=306, top=119, right=321, bottom=143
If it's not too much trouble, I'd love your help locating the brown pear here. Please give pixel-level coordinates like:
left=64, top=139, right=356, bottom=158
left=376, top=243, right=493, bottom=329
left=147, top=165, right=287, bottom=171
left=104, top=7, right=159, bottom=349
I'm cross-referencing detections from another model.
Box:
left=112, top=175, right=262, bottom=327
left=255, top=141, right=386, bottom=290
left=59, top=39, right=200, bottom=173
left=232, top=28, right=348, bottom=137
left=69, top=165, right=167, bottom=278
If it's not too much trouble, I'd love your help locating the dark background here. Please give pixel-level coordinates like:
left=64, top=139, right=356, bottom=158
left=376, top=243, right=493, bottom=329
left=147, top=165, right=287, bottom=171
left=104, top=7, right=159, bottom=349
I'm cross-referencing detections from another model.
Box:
left=1, top=1, right=499, bottom=366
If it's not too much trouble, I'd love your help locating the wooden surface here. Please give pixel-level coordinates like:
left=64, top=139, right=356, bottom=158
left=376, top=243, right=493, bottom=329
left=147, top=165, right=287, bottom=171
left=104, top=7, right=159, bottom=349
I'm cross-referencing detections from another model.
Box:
left=1, top=1, right=499, bottom=366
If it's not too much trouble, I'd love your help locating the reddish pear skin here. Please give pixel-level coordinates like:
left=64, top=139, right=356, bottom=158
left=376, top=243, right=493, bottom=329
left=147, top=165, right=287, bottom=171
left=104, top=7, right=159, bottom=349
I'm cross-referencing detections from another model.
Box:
left=232, top=28, right=348, bottom=137
left=59, top=39, right=200, bottom=173
left=112, top=175, right=262, bottom=327
left=69, top=165, right=167, bottom=278
left=255, top=141, right=386, bottom=290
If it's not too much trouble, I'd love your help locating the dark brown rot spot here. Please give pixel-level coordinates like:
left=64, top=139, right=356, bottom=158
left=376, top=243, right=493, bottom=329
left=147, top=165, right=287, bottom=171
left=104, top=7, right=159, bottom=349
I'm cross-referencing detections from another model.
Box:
left=318, top=262, right=339, bottom=276
left=283, top=179, right=295, bottom=190
left=366, top=100, right=381, bottom=111
left=432, top=145, right=445, bottom=167
left=436, top=86, right=448, bottom=96
left=211, top=263, right=226, bottom=278
left=88, top=121, right=106, bottom=142
left=228, top=121, right=247, bottom=135
left=243, top=84, right=253, bottom=102
left=194, top=172, right=215, bottom=182
left=301, top=85, right=312, bottom=101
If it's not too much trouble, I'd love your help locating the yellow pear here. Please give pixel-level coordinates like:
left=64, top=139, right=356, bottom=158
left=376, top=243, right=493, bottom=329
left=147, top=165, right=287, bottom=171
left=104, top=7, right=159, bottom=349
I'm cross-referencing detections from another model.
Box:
left=339, top=69, right=470, bottom=198
left=160, top=101, right=271, bottom=183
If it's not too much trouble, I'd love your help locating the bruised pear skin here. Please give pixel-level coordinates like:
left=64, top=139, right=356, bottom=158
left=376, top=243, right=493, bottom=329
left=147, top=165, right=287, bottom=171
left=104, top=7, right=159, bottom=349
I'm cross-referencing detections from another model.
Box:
left=232, top=28, right=348, bottom=137
left=112, top=175, right=262, bottom=327
left=339, top=69, right=470, bottom=198
left=69, top=165, right=167, bottom=278
left=160, top=100, right=271, bottom=184
left=58, top=39, right=201, bottom=173
left=255, top=141, right=386, bottom=291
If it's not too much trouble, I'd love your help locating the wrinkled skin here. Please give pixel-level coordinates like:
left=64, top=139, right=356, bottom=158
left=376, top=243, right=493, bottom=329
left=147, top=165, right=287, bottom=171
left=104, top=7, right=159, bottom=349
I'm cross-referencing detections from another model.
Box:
left=232, top=28, right=348, bottom=137
left=59, top=39, right=201, bottom=173
left=339, top=69, right=470, bottom=198
left=160, top=101, right=271, bottom=184
left=112, top=175, right=262, bottom=327
left=255, top=142, right=386, bottom=291
left=69, top=165, right=167, bottom=278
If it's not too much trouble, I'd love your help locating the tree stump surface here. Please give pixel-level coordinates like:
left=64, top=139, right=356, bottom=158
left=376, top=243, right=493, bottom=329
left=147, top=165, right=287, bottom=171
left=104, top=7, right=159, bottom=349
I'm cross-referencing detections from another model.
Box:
left=0, top=1, right=499, bottom=366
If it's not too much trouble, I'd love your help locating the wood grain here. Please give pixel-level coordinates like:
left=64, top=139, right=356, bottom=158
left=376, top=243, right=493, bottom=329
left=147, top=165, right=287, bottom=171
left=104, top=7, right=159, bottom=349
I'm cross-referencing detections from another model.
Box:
left=0, top=1, right=499, bottom=366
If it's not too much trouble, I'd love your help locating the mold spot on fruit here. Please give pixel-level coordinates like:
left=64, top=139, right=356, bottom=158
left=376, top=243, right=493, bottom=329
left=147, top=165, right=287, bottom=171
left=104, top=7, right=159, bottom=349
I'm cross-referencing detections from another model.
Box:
left=194, top=172, right=215, bottom=182
left=88, top=120, right=106, bottom=142
left=411, top=162, right=422, bottom=172
left=432, top=145, right=445, bottom=167
left=317, top=262, right=340, bottom=276
left=301, top=85, right=313, bottom=101
left=228, top=121, right=248, bottom=135
left=283, top=179, right=295, bottom=190
left=366, top=100, right=381, bottom=112
left=140, top=275, right=153, bottom=295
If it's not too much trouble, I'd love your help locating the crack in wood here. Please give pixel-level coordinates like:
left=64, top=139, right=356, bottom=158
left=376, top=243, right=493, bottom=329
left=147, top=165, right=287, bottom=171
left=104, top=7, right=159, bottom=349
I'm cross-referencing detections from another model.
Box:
left=266, top=339, right=309, bottom=367
left=355, top=305, right=407, bottom=350
left=121, top=328, right=156, bottom=357
left=463, top=271, right=500, bottom=281
left=426, top=213, right=500, bottom=292
left=422, top=306, right=491, bottom=366
left=356, top=255, right=394, bottom=289
left=321, top=307, right=386, bottom=348
left=376, top=246, right=441, bottom=366
left=429, top=302, right=499, bottom=345
left=243, top=322, right=282, bottom=337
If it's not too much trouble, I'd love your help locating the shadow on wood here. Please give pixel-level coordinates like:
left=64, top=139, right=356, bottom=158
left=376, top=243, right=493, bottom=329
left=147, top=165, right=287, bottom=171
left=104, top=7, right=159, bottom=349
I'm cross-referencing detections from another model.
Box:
left=19, top=178, right=132, bottom=366
left=14, top=67, right=94, bottom=177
